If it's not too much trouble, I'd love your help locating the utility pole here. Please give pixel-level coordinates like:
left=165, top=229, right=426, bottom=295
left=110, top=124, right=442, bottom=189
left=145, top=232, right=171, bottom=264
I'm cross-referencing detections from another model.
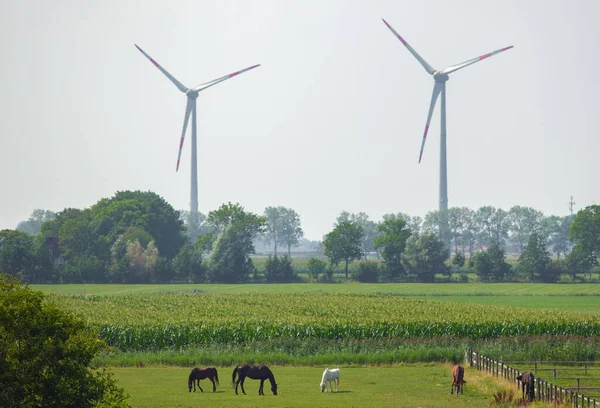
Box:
left=568, top=196, right=576, bottom=215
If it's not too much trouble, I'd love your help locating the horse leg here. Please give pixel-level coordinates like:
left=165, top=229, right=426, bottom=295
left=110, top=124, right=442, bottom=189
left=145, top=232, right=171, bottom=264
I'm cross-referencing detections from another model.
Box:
left=210, top=377, right=216, bottom=392
left=198, top=379, right=204, bottom=393
left=240, top=378, right=247, bottom=395
left=259, top=379, right=265, bottom=395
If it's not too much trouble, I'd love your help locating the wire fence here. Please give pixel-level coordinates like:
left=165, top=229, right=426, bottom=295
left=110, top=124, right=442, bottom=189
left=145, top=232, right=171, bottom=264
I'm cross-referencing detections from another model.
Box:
left=466, top=349, right=600, bottom=407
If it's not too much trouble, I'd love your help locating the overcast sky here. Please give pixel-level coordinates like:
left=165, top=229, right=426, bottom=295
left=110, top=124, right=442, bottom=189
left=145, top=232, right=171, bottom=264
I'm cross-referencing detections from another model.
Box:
left=1, top=0, right=598, bottom=241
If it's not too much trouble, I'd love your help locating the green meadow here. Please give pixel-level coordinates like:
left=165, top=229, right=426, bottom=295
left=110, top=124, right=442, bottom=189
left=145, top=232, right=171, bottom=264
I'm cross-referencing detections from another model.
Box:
left=111, top=364, right=500, bottom=408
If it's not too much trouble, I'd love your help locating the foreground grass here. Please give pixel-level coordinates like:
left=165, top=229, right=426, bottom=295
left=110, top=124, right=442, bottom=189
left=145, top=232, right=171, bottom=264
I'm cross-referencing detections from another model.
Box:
left=112, top=364, right=498, bottom=408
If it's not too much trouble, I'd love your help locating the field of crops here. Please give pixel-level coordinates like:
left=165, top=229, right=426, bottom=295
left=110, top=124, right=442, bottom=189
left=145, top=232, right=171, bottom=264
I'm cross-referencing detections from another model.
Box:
left=52, top=291, right=600, bottom=351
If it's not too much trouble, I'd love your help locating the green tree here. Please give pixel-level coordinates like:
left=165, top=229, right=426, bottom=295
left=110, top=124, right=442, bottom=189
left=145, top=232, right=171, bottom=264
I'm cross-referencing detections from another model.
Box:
left=374, top=216, right=411, bottom=281
left=306, top=258, right=327, bottom=282
left=472, top=241, right=510, bottom=282
left=280, top=208, right=304, bottom=256
left=207, top=203, right=265, bottom=283
left=401, top=232, right=449, bottom=282
left=263, top=254, right=295, bottom=283
left=92, top=191, right=185, bottom=259
left=337, top=212, right=378, bottom=259
left=323, top=221, right=364, bottom=279
left=518, top=232, right=554, bottom=282
left=452, top=252, right=466, bottom=268
left=172, top=243, right=205, bottom=283
left=508, top=206, right=545, bottom=254
left=0, top=274, right=130, bottom=408
left=0, top=230, right=37, bottom=282
left=565, top=243, right=596, bottom=281
left=351, top=261, right=379, bottom=283
left=263, top=206, right=285, bottom=255
left=570, top=205, right=600, bottom=258
left=16, top=209, right=56, bottom=235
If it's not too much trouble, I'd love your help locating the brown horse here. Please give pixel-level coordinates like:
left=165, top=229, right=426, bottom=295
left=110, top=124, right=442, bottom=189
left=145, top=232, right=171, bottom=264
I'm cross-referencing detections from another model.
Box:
left=451, top=364, right=466, bottom=395
left=188, top=367, right=219, bottom=392
left=516, top=372, right=535, bottom=402
left=232, top=364, right=278, bottom=395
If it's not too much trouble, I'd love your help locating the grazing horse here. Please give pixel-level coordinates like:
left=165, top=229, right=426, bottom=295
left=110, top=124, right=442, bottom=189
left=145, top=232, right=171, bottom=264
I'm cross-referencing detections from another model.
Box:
left=232, top=364, right=278, bottom=395
left=451, top=364, right=466, bottom=395
left=320, top=368, right=340, bottom=392
left=516, top=372, right=535, bottom=402
left=188, top=367, right=219, bottom=392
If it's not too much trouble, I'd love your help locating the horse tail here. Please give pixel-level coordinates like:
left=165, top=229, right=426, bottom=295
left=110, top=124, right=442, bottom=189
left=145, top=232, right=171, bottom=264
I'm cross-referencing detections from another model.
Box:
left=336, top=378, right=340, bottom=386
left=214, top=367, right=219, bottom=385
left=232, top=366, right=238, bottom=388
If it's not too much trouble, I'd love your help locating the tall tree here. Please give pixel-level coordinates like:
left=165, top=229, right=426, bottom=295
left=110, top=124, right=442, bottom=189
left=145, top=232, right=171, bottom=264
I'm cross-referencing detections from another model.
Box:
left=323, top=221, right=364, bottom=279
left=508, top=206, right=544, bottom=253
left=337, top=212, right=377, bottom=259
left=401, top=232, right=449, bottom=282
left=472, top=240, right=511, bottom=282
left=263, top=206, right=285, bottom=255
left=207, top=203, right=265, bottom=283
left=16, top=209, right=56, bottom=235
left=570, top=205, right=600, bottom=258
left=423, top=210, right=442, bottom=237
left=374, top=216, right=411, bottom=281
left=543, top=215, right=574, bottom=259
left=447, top=207, right=466, bottom=255
left=280, top=207, right=304, bottom=256
left=518, top=232, right=554, bottom=282
left=0, top=230, right=36, bottom=281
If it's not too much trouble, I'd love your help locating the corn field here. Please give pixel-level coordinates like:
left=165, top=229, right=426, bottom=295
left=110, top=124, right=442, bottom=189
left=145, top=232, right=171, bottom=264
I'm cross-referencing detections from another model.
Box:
left=54, top=292, right=600, bottom=351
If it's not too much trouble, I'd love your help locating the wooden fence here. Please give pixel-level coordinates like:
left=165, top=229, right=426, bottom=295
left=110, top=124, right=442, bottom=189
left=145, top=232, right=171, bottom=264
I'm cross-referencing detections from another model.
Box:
left=465, top=349, right=600, bottom=407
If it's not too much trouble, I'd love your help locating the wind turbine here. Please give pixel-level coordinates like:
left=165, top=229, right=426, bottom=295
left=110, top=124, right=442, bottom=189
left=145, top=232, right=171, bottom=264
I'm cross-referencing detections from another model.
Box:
left=382, top=19, right=512, bottom=245
left=134, top=45, right=260, bottom=238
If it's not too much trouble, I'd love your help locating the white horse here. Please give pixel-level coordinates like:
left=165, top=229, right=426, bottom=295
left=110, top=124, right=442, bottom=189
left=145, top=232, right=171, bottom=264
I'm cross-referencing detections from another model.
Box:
left=320, top=368, right=340, bottom=392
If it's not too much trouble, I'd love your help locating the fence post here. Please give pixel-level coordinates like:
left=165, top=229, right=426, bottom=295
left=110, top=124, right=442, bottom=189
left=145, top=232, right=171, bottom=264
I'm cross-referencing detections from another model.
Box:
left=554, top=368, right=557, bottom=380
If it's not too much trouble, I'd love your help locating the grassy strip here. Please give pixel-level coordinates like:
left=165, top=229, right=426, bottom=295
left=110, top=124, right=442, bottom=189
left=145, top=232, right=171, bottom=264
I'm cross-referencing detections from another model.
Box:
left=32, top=282, right=600, bottom=296
left=94, top=336, right=600, bottom=367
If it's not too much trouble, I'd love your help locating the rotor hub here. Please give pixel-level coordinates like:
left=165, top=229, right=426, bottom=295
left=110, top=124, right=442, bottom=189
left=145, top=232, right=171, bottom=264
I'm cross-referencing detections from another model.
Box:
left=433, top=72, right=449, bottom=82
left=186, top=89, right=199, bottom=98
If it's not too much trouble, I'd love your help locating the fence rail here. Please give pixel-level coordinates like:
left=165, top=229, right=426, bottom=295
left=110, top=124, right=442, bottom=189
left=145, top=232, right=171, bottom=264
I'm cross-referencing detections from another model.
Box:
left=466, top=349, right=600, bottom=408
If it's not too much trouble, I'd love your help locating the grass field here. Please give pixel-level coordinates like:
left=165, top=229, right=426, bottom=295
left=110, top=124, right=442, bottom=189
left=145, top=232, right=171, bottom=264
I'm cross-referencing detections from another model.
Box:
left=31, top=282, right=600, bottom=296
left=111, top=364, right=505, bottom=408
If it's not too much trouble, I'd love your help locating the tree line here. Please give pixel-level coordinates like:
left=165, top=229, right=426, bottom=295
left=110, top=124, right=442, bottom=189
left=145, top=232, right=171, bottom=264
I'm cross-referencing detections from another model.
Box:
left=2, top=190, right=599, bottom=283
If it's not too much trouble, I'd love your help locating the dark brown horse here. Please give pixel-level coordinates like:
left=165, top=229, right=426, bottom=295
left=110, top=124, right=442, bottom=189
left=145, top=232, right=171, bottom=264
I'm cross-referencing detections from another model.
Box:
left=451, top=364, right=466, bottom=395
left=188, top=367, right=219, bottom=392
left=516, top=372, right=535, bottom=402
left=232, top=364, right=278, bottom=395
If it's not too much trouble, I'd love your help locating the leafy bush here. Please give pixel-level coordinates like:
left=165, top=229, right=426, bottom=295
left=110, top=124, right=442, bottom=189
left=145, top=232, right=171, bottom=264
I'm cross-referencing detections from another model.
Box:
left=306, top=258, right=327, bottom=282
left=452, top=252, right=466, bottom=268
left=263, top=255, right=296, bottom=283
left=0, top=274, right=130, bottom=407
left=352, top=261, right=379, bottom=283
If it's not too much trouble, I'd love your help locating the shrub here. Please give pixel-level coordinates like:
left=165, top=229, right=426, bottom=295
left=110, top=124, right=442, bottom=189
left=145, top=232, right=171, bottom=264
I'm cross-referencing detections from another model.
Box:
left=352, top=261, right=379, bottom=283
left=306, top=258, right=327, bottom=282
left=263, top=255, right=296, bottom=283
left=0, top=274, right=130, bottom=407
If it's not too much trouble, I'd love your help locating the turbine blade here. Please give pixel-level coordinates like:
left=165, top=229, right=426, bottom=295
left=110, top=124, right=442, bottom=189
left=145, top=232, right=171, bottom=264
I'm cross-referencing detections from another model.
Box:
left=441, top=45, right=513, bottom=75
left=382, top=19, right=436, bottom=75
left=419, top=82, right=443, bottom=163
left=176, top=99, right=194, bottom=172
left=193, top=64, right=261, bottom=92
left=135, top=44, right=188, bottom=93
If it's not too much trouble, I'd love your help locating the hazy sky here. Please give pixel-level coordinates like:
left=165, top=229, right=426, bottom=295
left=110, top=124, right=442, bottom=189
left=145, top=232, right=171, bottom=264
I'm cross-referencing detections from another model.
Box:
left=1, top=0, right=598, bottom=241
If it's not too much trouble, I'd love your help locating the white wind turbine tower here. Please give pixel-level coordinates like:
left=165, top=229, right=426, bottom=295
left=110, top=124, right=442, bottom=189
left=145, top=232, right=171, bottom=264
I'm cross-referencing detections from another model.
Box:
left=382, top=19, right=513, bottom=245
left=135, top=45, right=260, bottom=238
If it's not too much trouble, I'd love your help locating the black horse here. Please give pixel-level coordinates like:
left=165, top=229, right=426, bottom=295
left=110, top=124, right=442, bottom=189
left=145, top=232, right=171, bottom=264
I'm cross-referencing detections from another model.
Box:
left=516, top=372, right=535, bottom=402
left=232, top=364, right=278, bottom=395
left=188, top=367, right=219, bottom=392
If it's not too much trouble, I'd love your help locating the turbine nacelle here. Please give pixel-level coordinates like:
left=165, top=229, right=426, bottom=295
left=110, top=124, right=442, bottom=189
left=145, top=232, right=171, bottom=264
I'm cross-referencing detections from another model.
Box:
left=433, top=71, right=449, bottom=82
left=186, top=89, right=199, bottom=99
